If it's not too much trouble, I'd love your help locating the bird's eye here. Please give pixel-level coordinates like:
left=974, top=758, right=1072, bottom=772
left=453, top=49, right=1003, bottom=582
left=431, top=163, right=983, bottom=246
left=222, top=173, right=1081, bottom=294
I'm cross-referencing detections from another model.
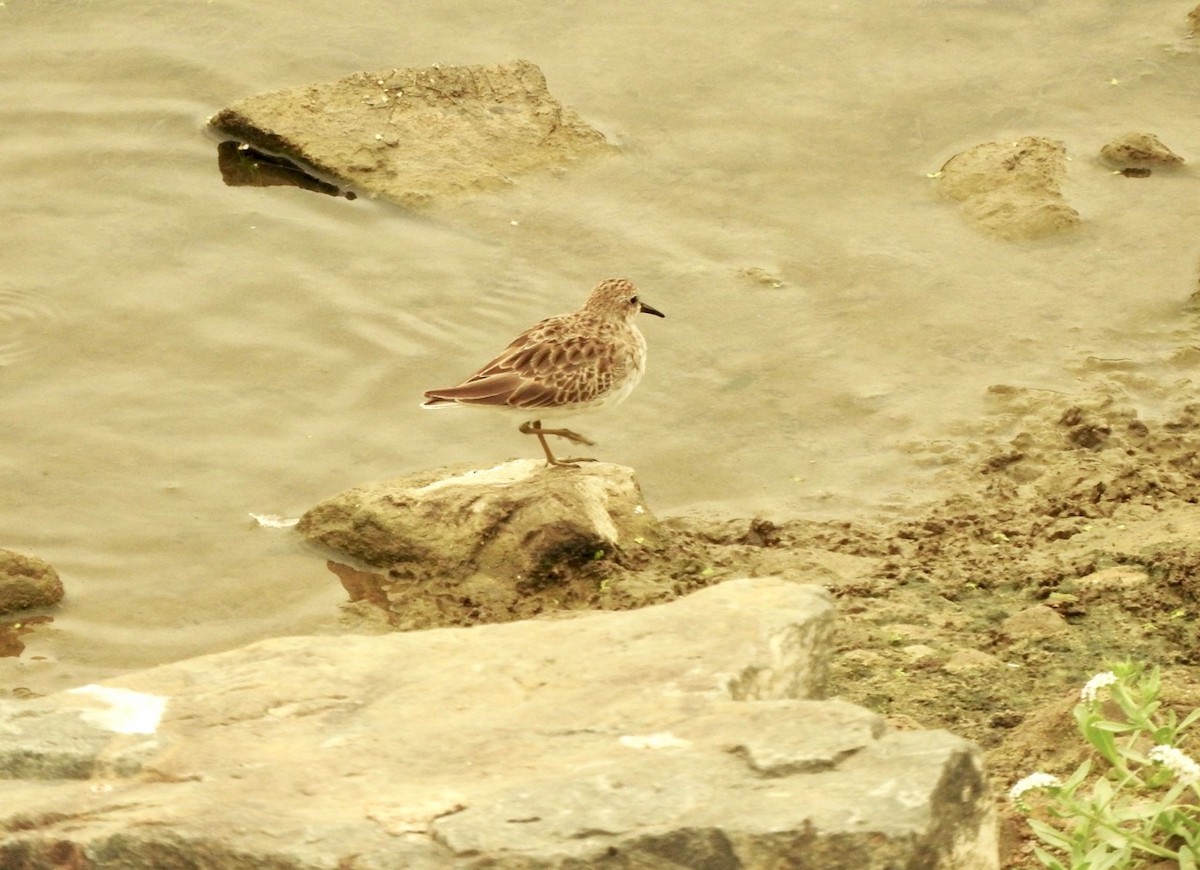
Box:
left=629, top=296, right=639, bottom=305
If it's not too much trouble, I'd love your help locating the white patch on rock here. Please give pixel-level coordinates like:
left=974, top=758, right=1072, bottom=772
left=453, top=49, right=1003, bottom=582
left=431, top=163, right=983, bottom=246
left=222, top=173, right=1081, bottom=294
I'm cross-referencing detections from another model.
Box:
left=618, top=732, right=691, bottom=750
left=409, top=460, right=540, bottom=496
left=66, top=685, right=166, bottom=735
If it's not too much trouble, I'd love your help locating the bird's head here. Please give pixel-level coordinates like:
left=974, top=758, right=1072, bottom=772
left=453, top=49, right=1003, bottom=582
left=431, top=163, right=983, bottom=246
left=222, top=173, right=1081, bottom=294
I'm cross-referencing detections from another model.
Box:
left=586, top=278, right=665, bottom=323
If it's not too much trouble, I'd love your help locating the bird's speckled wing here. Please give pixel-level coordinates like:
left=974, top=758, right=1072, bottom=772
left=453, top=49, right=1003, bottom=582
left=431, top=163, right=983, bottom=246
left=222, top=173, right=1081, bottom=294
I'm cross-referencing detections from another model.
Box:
left=423, top=316, right=619, bottom=410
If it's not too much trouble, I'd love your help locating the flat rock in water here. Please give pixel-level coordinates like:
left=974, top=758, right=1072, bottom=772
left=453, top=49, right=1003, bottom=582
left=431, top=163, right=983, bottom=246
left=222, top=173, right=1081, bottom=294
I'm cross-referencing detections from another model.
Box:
left=0, top=577, right=999, bottom=869
left=934, top=136, right=1081, bottom=240
left=208, top=59, right=614, bottom=207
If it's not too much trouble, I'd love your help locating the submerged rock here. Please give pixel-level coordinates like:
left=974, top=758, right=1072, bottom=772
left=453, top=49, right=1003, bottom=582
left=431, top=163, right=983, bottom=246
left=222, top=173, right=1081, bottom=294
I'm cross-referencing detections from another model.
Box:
left=934, top=136, right=1080, bottom=240
left=1099, top=131, right=1185, bottom=170
left=208, top=59, right=614, bottom=207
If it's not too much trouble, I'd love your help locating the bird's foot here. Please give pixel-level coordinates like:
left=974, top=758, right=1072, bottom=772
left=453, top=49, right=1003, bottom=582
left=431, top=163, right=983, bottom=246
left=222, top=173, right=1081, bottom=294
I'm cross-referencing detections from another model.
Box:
left=520, top=421, right=599, bottom=467
left=548, top=456, right=598, bottom=469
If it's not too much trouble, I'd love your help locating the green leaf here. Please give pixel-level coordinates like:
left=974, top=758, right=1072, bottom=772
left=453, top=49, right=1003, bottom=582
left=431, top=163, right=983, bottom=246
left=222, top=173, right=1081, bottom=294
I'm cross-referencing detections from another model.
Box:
left=1060, top=758, right=1093, bottom=791
left=1032, top=845, right=1068, bottom=870
left=1180, top=845, right=1199, bottom=870
left=1028, top=818, right=1075, bottom=852
left=1085, top=728, right=1121, bottom=766
left=1089, top=720, right=1139, bottom=734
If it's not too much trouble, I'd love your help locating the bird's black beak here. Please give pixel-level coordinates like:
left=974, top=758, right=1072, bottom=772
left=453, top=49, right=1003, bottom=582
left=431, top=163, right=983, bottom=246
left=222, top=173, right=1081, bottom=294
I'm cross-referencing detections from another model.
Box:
left=639, top=301, right=665, bottom=318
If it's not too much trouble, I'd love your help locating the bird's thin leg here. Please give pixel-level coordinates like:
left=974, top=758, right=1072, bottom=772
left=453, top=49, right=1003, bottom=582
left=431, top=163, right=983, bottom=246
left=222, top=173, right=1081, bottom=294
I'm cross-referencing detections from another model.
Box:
left=519, top=421, right=597, bottom=468
left=520, top=420, right=562, bottom=465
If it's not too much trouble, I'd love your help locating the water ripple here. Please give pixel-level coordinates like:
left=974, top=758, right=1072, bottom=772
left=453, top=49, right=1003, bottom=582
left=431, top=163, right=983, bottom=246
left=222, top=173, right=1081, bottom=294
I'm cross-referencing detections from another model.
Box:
left=0, top=286, right=61, bottom=366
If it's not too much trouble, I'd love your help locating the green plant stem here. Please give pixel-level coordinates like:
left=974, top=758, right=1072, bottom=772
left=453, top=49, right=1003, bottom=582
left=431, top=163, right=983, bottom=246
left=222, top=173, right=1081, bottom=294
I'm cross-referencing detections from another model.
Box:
left=1058, top=802, right=1180, bottom=860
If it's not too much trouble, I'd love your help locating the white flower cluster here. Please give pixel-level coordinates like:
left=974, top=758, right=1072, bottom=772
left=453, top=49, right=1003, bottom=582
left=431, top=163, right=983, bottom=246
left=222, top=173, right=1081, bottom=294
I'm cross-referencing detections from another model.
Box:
left=1148, top=745, right=1200, bottom=785
left=1080, top=671, right=1118, bottom=703
left=1008, top=771, right=1062, bottom=801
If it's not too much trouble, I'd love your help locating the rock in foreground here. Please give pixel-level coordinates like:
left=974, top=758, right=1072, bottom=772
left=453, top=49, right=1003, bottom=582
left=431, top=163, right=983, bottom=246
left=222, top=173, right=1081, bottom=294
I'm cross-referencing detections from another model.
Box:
left=208, top=59, right=614, bottom=207
left=0, top=577, right=998, bottom=869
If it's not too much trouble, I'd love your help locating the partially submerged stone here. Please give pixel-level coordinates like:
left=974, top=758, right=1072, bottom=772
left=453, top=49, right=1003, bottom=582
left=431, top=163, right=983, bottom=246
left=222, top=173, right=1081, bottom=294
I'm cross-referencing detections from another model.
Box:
left=0, top=549, right=62, bottom=615
left=215, top=140, right=356, bottom=199
left=301, top=458, right=659, bottom=572
left=0, top=578, right=999, bottom=868
left=208, top=60, right=614, bottom=207
left=299, top=460, right=667, bottom=628
left=934, top=136, right=1080, bottom=240
left=1099, top=131, right=1185, bottom=169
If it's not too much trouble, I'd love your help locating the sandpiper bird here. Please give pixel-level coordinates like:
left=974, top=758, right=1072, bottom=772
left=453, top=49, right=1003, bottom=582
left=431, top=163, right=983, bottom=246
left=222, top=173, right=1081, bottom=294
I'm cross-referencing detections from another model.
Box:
left=422, top=278, right=665, bottom=467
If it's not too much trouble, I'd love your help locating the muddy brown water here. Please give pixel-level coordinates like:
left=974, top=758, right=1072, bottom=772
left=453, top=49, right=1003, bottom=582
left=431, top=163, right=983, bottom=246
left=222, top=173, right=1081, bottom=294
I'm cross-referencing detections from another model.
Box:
left=2, top=0, right=1199, bottom=701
